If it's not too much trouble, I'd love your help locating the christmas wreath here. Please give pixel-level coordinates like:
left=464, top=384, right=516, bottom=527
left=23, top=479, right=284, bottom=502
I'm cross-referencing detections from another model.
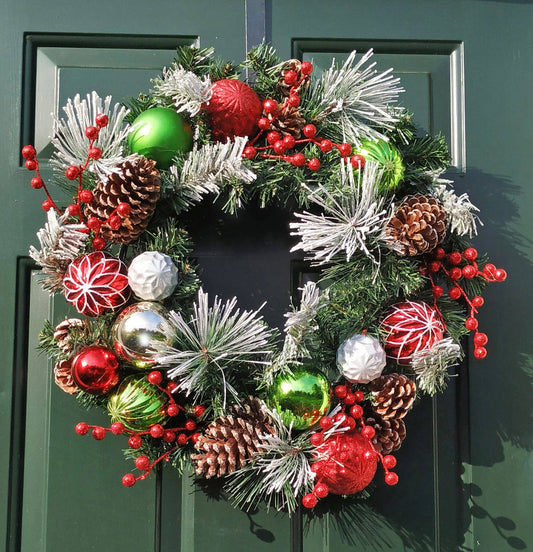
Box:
left=26, top=44, right=506, bottom=514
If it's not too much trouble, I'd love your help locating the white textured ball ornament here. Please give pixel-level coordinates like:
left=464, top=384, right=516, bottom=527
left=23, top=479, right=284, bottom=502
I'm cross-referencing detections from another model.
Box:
left=336, top=334, right=387, bottom=384
left=128, top=251, right=178, bottom=301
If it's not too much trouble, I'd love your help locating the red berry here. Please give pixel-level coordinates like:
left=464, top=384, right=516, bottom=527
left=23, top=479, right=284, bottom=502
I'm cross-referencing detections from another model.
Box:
left=474, top=346, right=487, bottom=359
left=462, top=265, right=477, bottom=279
left=147, top=370, right=163, bottom=385
left=429, top=261, right=441, bottom=273
left=166, top=404, right=179, bottom=417
left=310, top=432, right=324, bottom=446
left=273, top=140, right=286, bottom=154
left=307, top=158, right=321, bottom=171
left=382, top=455, right=397, bottom=469
left=85, top=126, right=99, bottom=140
left=472, top=296, right=484, bottom=308
left=262, top=99, right=278, bottom=114
left=283, top=135, right=296, bottom=149
left=350, top=154, right=365, bottom=169
left=465, top=317, right=478, bottom=331
left=257, top=117, right=270, bottom=130
left=243, top=146, right=257, bottom=159
left=334, top=412, right=347, bottom=425
left=291, top=153, right=306, bottom=167
left=110, top=422, right=125, bottom=435
left=194, top=405, right=206, bottom=417
left=287, top=95, right=301, bottom=107
left=313, top=483, right=329, bottom=498
left=75, top=422, right=89, bottom=435
left=319, top=139, right=333, bottom=152
left=150, top=424, right=165, bottom=439
left=177, top=433, right=189, bottom=446
left=449, top=287, right=462, bottom=300
left=361, top=426, right=375, bottom=440
left=338, top=143, right=352, bottom=157
left=67, top=204, right=80, bottom=216
left=42, top=199, right=54, bottom=211
left=185, top=420, right=197, bottom=431
left=92, top=236, right=106, bottom=250
left=494, top=268, right=507, bottom=282
left=464, top=247, right=478, bottom=261
left=92, top=427, right=106, bottom=440
left=302, top=493, right=318, bottom=508
left=483, top=263, right=497, bottom=278
left=303, top=124, right=317, bottom=138
left=449, top=267, right=462, bottom=280
left=163, top=430, right=176, bottom=443
left=65, top=165, right=80, bottom=180
left=344, top=393, right=356, bottom=405
left=267, top=131, right=281, bottom=145
left=283, top=69, right=298, bottom=85
left=350, top=405, right=363, bottom=419
left=300, top=61, right=313, bottom=75
left=128, top=434, right=142, bottom=449
left=320, top=416, right=333, bottom=430
left=122, top=473, right=136, bottom=487
left=135, top=455, right=151, bottom=471
left=191, top=432, right=201, bottom=444
left=433, top=285, right=444, bottom=298
left=86, top=216, right=102, bottom=231
left=88, top=147, right=102, bottom=160
left=473, top=332, right=488, bottom=346
left=449, top=252, right=462, bottom=265
left=116, top=202, right=131, bottom=218
left=384, top=472, right=399, bottom=486
left=25, top=159, right=37, bottom=171
left=310, top=461, right=324, bottom=475
left=79, top=189, right=93, bottom=203
left=434, top=247, right=446, bottom=260
left=344, top=416, right=356, bottom=430
left=167, top=381, right=178, bottom=393
left=108, top=215, right=122, bottom=230
left=95, top=113, right=109, bottom=128
left=31, top=177, right=43, bottom=189
left=354, top=391, right=365, bottom=403
left=334, top=385, right=347, bottom=399
left=21, top=145, right=36, bottom=160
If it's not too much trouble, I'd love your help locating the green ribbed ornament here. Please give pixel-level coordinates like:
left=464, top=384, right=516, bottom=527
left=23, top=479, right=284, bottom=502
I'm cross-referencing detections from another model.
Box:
left=357, top=139, right=404, bottom=194
left=107, top=376, right=167, bottom=432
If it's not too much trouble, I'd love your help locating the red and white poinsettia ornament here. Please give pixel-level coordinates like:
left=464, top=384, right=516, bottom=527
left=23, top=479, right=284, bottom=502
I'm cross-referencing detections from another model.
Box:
left=381, top=301, right=445, bottom=364
left=63, top=251, right=131, bottom=316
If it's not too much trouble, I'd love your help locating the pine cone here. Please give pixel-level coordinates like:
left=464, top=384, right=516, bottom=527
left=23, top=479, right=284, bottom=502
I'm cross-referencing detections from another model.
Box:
left=53, top=318, right=85, bottom=354
left=191, top=398, right=277, bottom=479
left=385, top=194, right=447, bottom=256
left=270, top=105, right=306, bottom=139
left=279, top=59, right=311, bottom=97
left=365, top=416, right=406, bottom=455
left=53, top=359, right=79, bottom=395
left=84, top=156, right=160, bottom=244
left=368, top=373, right=417, bottom=420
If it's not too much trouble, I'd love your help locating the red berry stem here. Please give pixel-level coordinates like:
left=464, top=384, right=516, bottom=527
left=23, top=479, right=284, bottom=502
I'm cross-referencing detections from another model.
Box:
left=123, top=446, right=179, bottom=487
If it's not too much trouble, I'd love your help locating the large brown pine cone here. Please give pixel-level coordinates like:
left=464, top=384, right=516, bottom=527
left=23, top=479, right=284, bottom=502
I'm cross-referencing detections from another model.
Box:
left=368, top=373, right=417, bottom=420
left=365, top=416, right=406, bottom=455
left=191, top=398, right=277, bottom=479
left=53, top=359, right=79, bottom=395
left=84, top=156, right=160, bottom=244
left=385, top=194, right=447, bottom=256
left=279, top=59, right=311, bottom=97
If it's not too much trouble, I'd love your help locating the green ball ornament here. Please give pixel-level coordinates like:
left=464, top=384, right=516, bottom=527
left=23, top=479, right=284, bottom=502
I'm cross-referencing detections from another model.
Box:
left=107, top=376, right=167, bottom=432
left=128, top=107, right=193, bottom=169
left=267, top=365, right=331, bottom=430
left=357, top=139, right=405, bottom=194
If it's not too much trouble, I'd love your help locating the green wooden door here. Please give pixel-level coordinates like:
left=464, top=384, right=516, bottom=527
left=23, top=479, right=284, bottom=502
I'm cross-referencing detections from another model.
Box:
left=2, top=1, right=532, bottom=551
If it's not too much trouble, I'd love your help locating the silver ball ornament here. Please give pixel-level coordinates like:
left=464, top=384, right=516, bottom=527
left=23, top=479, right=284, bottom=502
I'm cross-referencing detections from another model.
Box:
left=336, top=334, right=386, bottom=384
left=112, top=301, right=173, bottom=369
left=128, top=251, right=178, bottom=301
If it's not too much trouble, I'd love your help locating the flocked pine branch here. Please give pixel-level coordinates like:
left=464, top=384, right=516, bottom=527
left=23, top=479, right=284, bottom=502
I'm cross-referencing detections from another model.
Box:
left=153, top=289, right=273, bottom=407
left=290, top=160, right=390, bottom=264
left=305, top=50, right=403, bottom=145
left=151, top=63, right=212, bottom=116
left=51, top=91, right=131, bottom=179
left=29, top=210, right=88, bottom=292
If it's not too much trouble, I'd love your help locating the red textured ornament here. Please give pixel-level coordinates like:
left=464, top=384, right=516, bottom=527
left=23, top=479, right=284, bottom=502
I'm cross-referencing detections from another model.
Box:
left=381, top=301, right=445, bottom=364
left=63, top=251, right=131, bottom=316
left=122, top=473, right=136, bottom=487
left=71, top=345, right=120, bottom=395
left=205, top=79, right=262, bottom=141
left=312, top=431, right=378, bottom=495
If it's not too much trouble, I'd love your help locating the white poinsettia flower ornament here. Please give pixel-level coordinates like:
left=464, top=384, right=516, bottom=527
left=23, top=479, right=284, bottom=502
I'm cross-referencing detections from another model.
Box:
left=336, top=333, right=387, bottom=383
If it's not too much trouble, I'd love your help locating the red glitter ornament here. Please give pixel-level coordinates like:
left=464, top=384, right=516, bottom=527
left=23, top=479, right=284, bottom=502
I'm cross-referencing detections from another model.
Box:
left=63, top=251, right=131, bottom=316
left=204, top=79, right=262, bottom=141
left=381, top=301, right=445, bottom=364
left=71, top=345, right=120, bottom=395
left=312, top=431, right=378, bottom=495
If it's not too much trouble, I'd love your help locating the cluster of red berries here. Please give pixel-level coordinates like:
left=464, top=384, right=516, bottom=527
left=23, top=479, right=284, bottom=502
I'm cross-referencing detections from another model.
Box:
left=301, top=383, right=398, bottom=508
left=425, top=246, right=507, bottom=359
left=21, top=113, right=132, bottom=251
left=242, top=63, right=366, bottom=172
left=75, top=371, right=206, bottom=487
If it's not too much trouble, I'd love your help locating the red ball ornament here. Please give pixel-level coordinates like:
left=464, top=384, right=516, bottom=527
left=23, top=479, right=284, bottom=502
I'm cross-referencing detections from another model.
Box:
left=63, top=251, right=131, bottom=316
left=204, top=79, right=262, bottom=141
left=312, top=431, right=378, bottom=495
left=381, top=301, right=445, bottom=364
left=71, top=345, right=120, bottom=395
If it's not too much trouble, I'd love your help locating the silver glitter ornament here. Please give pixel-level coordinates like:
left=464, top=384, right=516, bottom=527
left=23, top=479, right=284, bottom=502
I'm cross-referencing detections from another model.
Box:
left=128, top=251, right=178, bottom=301
left=336, top=333, right=386, bottom=384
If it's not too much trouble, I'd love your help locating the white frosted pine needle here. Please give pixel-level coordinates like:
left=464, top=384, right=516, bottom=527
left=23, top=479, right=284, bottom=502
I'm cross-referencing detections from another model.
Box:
left=411, top=337, right=463, bottom=395
left=51, top=91, right=131, bottom=178
left=29, top=210, right=88, bottom=292
left=151, top=63, right=212, bottom=116
left=307, top=50, right=403, bottom=145
left=433, top=180, right=482, bottom=238
left=153, top=289, right=273, bottom=404
left=290, top=160, right=390, bottom=264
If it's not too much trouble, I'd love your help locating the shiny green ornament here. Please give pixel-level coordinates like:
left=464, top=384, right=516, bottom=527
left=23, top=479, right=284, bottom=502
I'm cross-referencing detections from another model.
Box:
left=107, top=376, right=167, bottom=432
left=128, top=107, right=193, bottom=169
left=357, top=138, right=405, bottom=194
left=267, top=365, right=331, bottom=430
